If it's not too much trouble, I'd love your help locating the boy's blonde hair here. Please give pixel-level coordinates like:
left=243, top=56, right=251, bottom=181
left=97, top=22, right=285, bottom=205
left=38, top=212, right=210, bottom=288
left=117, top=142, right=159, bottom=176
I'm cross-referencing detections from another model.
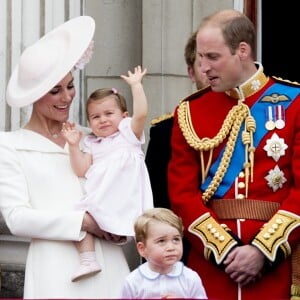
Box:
left=134, top=207, right=184, bottom=243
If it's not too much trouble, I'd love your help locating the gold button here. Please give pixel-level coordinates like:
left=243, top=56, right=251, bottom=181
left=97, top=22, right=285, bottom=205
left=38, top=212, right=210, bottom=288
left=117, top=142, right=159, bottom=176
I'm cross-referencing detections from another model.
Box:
left=214, top=232, right=220, bottom=238
left=238, top=182, right=245, bottom=189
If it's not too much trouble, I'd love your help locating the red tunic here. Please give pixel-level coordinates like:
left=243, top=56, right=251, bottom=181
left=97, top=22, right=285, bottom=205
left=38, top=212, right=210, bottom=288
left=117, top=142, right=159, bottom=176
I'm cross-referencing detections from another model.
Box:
left=168, top=75, right=300, bottom=300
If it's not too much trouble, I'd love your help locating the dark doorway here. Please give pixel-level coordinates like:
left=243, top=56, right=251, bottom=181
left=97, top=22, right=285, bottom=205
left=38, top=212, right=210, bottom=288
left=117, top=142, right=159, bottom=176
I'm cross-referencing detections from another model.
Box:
left=261, top=1, right=299, bottom=82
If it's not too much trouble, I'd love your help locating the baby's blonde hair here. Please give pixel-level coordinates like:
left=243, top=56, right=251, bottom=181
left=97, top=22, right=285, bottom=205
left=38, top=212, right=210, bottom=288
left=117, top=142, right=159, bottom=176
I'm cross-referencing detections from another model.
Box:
left=134, top=207, right=184, bottom=243
left=86, top=88, right=127, bottom=121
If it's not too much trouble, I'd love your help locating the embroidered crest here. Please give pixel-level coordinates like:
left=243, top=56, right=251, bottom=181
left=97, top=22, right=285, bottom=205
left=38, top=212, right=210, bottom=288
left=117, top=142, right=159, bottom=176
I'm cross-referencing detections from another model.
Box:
left=263, top=133, right=288, bottom=162
left=260, top=93, right=289, bottom=103
left=251, top=79, right=261, bottom=91
left=265, top=165, right=287, bottom=192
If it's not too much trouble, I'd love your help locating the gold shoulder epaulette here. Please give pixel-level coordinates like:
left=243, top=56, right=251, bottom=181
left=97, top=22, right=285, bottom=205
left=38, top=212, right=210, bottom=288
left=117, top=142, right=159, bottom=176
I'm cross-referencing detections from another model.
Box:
left=150, top=113, right=173, bottom=125
left=179, top=85, right=211, bottom=104
left=272, top=76, right=300, bottom=86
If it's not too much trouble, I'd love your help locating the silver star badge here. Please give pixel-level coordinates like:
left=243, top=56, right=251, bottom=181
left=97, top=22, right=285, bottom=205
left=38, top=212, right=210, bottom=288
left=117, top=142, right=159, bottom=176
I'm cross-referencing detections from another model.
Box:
left=265, top=165, right=287, bottom=192
left=263, top=133, right=288, bottom=162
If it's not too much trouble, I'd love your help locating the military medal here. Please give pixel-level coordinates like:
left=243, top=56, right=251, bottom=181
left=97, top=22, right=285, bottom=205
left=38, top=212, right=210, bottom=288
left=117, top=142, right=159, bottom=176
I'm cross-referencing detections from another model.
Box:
left=263, top=132, right=288, bottom=162
left=265, top=106, right=275, bottom=130
left=265, top=165, right=287, bottom=192
left=275, top=105, right=285, bottom=129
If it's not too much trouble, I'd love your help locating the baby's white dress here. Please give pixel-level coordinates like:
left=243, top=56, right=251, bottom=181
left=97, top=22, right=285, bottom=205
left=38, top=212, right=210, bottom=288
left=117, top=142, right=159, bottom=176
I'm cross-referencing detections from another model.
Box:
left=77, top=117, right=153, bottom=236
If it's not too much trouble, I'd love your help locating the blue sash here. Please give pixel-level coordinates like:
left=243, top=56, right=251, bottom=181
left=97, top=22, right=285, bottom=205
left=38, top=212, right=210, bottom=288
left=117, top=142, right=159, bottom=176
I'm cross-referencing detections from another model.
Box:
left=201, top=83, right=300, bottom=198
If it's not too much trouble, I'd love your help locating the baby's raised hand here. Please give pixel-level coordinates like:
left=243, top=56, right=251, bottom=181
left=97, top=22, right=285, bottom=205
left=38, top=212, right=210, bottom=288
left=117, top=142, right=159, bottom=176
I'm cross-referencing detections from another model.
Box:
left=61, top=122, right=82, bottom=145
left=120, top=65, right=147, bottom=86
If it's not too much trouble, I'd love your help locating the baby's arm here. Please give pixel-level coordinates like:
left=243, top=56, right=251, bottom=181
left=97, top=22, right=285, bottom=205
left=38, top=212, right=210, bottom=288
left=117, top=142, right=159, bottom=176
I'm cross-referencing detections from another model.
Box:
left=120, top=65, right=147, bottom=139
left=61, top=122, right=92, bottom=177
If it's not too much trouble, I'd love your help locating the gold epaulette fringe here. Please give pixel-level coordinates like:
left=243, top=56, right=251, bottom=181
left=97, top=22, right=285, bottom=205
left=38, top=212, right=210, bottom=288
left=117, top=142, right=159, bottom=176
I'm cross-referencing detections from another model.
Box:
left=150, top=113, right=173, bottom=125
left=272, top=76, right=300, bottom=86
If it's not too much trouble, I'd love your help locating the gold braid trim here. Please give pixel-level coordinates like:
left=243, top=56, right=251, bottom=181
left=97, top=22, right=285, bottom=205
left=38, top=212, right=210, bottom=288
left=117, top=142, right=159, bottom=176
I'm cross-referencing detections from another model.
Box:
left=291, top=241, right=300, bottom=299
left=178, top=100, right=256, bottom=203
left=188, top=212, right=238, bottom=264
left=252, top=210, right=300, bottom=262
left=291, top=284, right=300, bottom=300
left=242, top=116, right=256, bottom=197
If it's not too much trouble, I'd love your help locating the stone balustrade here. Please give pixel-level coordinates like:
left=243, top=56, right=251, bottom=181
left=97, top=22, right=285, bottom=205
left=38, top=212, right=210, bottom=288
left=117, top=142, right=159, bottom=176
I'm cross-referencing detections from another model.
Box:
left=0, top=215, right=28, bottom=298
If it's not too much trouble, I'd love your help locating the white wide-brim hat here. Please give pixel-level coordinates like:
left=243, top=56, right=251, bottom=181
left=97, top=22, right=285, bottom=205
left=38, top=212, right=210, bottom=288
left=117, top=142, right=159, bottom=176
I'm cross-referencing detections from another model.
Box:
left=6, top=15, right=95, bottom=107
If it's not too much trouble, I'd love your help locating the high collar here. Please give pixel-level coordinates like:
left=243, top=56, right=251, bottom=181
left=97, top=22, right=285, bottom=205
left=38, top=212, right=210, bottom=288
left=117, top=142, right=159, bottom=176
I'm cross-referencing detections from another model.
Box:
left=225, top=62, right=269, bottom=101
left=8, top=129, right=68, bottom=153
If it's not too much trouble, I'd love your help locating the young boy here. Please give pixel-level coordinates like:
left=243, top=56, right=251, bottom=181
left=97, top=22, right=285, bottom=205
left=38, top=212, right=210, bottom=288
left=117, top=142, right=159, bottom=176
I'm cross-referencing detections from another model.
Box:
left=121, top=207, right=207, bottom=299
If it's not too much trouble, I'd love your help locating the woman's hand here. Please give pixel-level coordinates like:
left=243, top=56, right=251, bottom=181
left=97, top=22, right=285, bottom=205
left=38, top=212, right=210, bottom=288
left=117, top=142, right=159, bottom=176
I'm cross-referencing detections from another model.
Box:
left=82, top=212, right=126, bottom=243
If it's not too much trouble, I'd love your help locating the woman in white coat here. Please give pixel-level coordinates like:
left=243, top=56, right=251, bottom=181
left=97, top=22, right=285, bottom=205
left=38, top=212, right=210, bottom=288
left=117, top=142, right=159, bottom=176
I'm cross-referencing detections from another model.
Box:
left=0, top=16, right=129, bottom=299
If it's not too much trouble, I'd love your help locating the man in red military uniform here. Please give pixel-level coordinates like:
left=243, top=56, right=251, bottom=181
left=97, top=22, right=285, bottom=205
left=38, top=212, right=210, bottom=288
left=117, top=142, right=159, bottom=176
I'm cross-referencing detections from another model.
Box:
left=168, top=9, right=300, bottom=300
